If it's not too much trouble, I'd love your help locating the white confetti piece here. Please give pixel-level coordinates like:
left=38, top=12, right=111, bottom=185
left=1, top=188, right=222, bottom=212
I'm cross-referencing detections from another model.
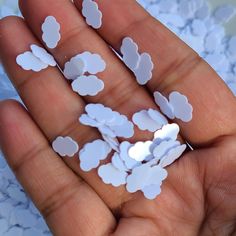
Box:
left=120, top=141, right=141, bottom=170
left=80, top=104, right=134, bottom=139
left=132, top=109, right=168, bottom=132
left=134, top=53, right=154, bottom=85
left=126, top=164, right=167, bottom=193
left=98, top=163, right=128, bottom=187
left=42, top=16, right=61, bottom=49
left=63, top=57, right=85, bottom=80
left=76, top=52, right=106, bottom=74
left=128, top=141, right=153, bottom=162
left=154, top=91, right=175, bottom=119
left=142, top=184, right=162, bottom=200
left=120, top=37, right=140, bottom=71
left=79, top=139, right=111, bottom=172
left=72, top=75, right=104, bottom=96
left=82, top=0, right=102, bottom=29
left=52, top=136, right=79, bottom=157
left=152, top=140, right=180, bottom=160
left=154, top=123, right=180, bottom=141
left=16, top=52, right=48, bottom=72
left=30, top=44, right=57, bottom=67
left=120, top=37, right=154, bottom=85
left=159, top=144, right=187, bottom=168
left=169, top=91, right=193, bottom=122
left=154, top=91, right=193, bottom=122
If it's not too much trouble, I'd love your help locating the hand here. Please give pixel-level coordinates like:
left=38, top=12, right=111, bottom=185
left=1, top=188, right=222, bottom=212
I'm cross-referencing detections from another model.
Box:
left=0, top=1, right=236, bottom=235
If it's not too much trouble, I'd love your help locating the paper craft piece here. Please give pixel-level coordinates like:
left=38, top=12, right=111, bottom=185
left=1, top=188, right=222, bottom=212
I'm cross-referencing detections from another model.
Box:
left=169, top=91, right=193, bottom=122
left=16, top=52, right=48, bottom=72
left=160, top=144, right=186, bottom=168
left=120, top=37, right=154, bottom=85
left=120, top=141, right=141, bottom=170
left=154, top=123, right=180, bottom=141
left=79, top=139, right=111, bottom=172
left=154, top=91, right=175, bottom=119
left=42, top=16, right=61, bottom=49
left=134, top=53, right=154, bottom=85
left=76, top=52, right=106, bottom=74
left=126, top=164, right=167, bottom=193
left=98, top=163, right=128, bottom=187
left=154, top=91, right=193, bottom=122
left=63, top=57, right=85, bottom=80
left=152, top=140, right=180, bottom=160
left=120, top=37, right=140, bottom=70
left=30, top=44, right=57, bottom=67
left=72, top=75, right=104, bottom=96
left=52, top=136, right=79, bottom=157
left=132, top=109, right=168, bottom=132
left=82, top=0, right=102, bottom=29
left=80, top=104, right=134, bottom=139
left=128, top=141, right=153, bottom=162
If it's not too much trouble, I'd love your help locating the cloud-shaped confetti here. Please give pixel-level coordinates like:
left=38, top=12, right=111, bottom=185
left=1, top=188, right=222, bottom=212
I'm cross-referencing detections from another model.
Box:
left=98, top=163, right=128, bottom=187
left=134, top=53, right=154, bottom=85
left=16, top=52, right=48, bottom=72
left=79, top=139, right=111, bottom=172
left=63, top=57, right=85, bottom=80
left=52, top=136, right=79, bottom=157
left=82, top=0, right=102, bottom=29
left=72, top=75, right=104, bottom=96
left=42, top=16, right=61, bottom=49
left=121, top=37, right=140, bottom=70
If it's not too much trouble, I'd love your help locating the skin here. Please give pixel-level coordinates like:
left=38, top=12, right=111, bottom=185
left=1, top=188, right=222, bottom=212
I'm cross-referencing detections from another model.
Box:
left=0, top=0, right=236, bottom=235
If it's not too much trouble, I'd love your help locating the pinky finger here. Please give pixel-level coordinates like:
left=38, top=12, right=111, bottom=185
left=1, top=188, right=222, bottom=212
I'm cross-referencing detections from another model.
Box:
left=0, top=100, right=115, bottom=236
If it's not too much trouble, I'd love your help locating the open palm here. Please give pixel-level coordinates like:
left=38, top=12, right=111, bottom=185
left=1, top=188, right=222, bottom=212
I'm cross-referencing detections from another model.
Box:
left=0, top=1, right=236, bottom=235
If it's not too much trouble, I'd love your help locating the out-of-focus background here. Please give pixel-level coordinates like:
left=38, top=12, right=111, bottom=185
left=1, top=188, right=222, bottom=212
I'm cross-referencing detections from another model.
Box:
left=0, top=0, right=236, bottom=235
left=209, top=0, right=236, bottom=34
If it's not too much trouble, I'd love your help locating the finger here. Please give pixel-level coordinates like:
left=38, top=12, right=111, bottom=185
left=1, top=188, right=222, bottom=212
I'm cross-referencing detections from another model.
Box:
left=0, top=17, right=130, bottom=209
left=18, top=0, right=158, bottom=137
left=74, top=0, right=236, bottom=146
left=0, top=100, right=115, bottom=236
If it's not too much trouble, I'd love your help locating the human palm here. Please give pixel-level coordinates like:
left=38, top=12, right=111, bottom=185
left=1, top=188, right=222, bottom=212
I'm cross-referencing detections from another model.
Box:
left=0, top=1, right=236, bottom=235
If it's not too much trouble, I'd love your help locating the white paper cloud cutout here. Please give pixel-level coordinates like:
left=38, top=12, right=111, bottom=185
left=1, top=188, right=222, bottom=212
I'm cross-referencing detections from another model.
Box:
left=63, top=57, right=85, bottom=80
left=154, top=91, right=175, bottom=119
left=154, top=91, right=193, bottom=122
left=72, top=75, right=104, bottom=96
left=134, top=53, right=154, bottom=85
left=132, top=109, right=168, bottom=132
left=82, top=0, right=102, bottom=29
left=169, top=91, right=193, bottom=122
left=16, top=52, right=48, bottom=72
left=79, top=139, right=111, bottom=172
left=98, top=163, right=128, bottom=187
left=52, top=136, right=79, bottom=157
left=75, top=52, right=106, bottom=74
left=30, top=44, right=57, bottom=67
left=42, top=16, right=61, bottom=49
left=120, top=37, right=140, bottom=71
left=154, top=123, right=180, bottom=141
left=128, top=141, right=153, bottom=162
left=159, top=144, right=187, bottom=168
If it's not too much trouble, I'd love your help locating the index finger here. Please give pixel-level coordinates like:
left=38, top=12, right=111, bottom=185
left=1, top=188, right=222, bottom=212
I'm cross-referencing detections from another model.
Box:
left=74, top=0, right=236, bottom=146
